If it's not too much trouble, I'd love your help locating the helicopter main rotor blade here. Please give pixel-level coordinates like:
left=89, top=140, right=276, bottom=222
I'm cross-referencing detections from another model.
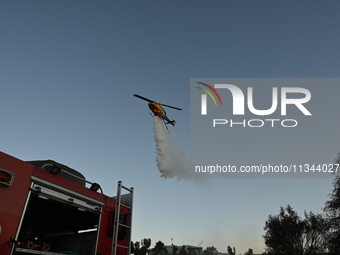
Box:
left=134, top=94, right=154, bottom=103
left=134, top=94, right=182, bottom=110
left=160, top=104, right=182, bottom=111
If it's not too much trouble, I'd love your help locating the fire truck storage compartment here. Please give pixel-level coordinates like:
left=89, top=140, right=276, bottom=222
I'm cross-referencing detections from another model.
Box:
left=14, top=179, right=103, bottom=255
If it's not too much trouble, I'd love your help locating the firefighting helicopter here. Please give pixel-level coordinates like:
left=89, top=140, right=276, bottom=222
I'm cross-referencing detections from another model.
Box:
left=134, top=94, right=182, bottom=133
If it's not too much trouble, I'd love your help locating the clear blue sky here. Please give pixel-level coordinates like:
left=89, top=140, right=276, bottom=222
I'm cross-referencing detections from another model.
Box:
left=1, top=1, right=339, bottom=254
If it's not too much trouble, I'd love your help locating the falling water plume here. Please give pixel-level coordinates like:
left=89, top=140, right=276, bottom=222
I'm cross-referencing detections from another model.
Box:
left=153, top=117, right=189, bottom=180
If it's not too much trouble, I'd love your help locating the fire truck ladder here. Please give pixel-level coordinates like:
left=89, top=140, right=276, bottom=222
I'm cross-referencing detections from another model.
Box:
left=112, top=181, right=134, bottom=255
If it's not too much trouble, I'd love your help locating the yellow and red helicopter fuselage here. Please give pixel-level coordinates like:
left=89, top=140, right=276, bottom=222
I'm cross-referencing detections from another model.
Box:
left=148, top=102, right=176, bottom=126
left=134, top=94, right=181, bottom=128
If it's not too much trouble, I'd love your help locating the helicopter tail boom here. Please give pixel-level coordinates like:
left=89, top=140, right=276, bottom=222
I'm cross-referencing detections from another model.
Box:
left=166, top=119, right=176, bottom=126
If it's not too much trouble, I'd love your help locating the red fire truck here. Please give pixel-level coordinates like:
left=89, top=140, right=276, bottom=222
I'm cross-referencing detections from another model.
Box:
left=0, top=151, right=134, bottom=255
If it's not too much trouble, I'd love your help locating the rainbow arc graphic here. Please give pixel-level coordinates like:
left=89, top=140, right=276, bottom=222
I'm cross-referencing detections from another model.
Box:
left=196, top=82, right=222, bottom=115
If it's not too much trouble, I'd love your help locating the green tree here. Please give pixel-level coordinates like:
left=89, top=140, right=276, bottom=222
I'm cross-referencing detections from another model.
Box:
left=263, top=205, right=304, bottom=255
left=140, top=238, right=151, bottom=255
left=179, top=245, right=187, bottom=255
left=173, top=245, right=179, bottom=255
left=244, top=248, right=253, bottom=255
left=152, top=240, right=167, bottom=255
left=303, top=211, right=327, bottom=254
left=134, top=241, right=141, bottom=255
left=227, top=246, right=235, bottom=255
left=132, top=238, right=152, bottom=255
left=324, top=153, right=340, bottom=254
left=263, top=205, right=326, bottom=255
left=131, top=241, right=135, bottom=254
left=203, top=246, right=218, bottom=255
